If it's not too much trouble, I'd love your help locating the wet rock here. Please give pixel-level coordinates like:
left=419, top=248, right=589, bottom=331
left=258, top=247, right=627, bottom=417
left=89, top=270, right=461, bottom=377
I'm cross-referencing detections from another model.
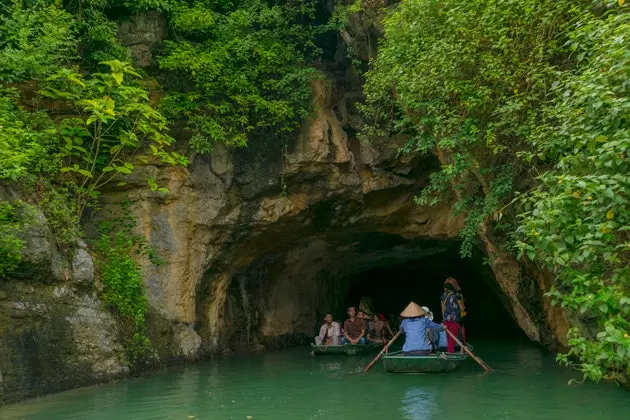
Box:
left=118, top=12, right=168, bottom=67
left=174, top=324, right=202, bottom=360
left=71, top=242, right=94, bottom=285
left=0, top=287, right=127, bottom=403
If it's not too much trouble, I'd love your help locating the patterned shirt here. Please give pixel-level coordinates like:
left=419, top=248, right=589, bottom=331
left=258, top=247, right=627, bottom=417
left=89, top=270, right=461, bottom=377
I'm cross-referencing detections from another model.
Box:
left=441, top=291, right=463, bottom=322
left=317, top=322, right=340, bottom=345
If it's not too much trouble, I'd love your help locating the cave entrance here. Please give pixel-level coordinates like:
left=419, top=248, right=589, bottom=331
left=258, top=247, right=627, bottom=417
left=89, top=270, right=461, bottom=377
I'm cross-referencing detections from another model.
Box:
left=340, top=242, right=525, bottom=340
left=217, top=232, right=528, bottom=351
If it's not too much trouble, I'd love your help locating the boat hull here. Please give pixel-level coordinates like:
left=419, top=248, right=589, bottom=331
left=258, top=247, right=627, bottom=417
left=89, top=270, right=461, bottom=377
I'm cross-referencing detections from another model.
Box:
left=310, top=344, right=382, bottom=356
left=382, top=351, right=468, bottom=373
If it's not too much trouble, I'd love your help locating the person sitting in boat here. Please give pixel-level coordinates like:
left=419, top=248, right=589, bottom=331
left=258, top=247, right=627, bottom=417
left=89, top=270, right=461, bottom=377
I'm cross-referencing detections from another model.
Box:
left=315, top=313, right=341, bottom=346
left=343, top=306, right=366, bottom=345
left=399, top=302, right=444, bottom=356
left=441, top=279, right=466, bottom=353
left=367, top=314, right=390, bottom=344
left=380, top=313, right=395, bottom=336
left=422, top=306, right=448, bottom=352
left=358, top=310, right=373, bottom=337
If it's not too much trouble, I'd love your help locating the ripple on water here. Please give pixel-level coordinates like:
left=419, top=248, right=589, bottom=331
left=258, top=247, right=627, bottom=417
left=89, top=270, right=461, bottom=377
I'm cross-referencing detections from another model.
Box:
left=1, top=341, right=630, bottom=420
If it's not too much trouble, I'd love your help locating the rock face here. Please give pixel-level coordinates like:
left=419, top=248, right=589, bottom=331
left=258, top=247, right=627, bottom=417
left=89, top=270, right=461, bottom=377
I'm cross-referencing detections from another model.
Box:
left=0, top=192, right=127, bottom=404
left=98, top=67, right=569, bottom=364
left=118, top=12, right=168, bottom=67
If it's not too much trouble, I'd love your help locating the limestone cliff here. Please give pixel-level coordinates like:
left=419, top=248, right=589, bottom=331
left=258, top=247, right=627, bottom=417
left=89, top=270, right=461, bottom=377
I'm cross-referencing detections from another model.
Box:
left=0, top=187, right=128, bottom=403
left=1, top=7, right=572, bottom=404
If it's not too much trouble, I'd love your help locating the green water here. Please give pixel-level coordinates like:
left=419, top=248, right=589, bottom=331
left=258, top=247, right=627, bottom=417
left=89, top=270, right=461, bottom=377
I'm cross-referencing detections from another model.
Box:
left=2, top=340, right=629, bottom=420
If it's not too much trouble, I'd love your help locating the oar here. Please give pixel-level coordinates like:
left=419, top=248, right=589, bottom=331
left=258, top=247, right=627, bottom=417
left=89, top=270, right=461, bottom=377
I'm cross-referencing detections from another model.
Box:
left=444, top=328, right=492, bottom=372
left=363, top=331, right=402, bottom=372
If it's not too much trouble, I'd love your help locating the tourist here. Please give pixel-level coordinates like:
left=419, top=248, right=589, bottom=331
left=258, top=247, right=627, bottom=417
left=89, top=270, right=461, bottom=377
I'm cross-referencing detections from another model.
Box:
left=441, top=279, right=465, bottom=353
left=315, top=313, right=340, bottom=345
left=399, top=302, right=444, bottom=355
left=445, top=277, right=468, bottom=345
left=422, top=306, right=447, bottom=352
left=367, top=314, right=389, bottom=344
left=359, top=311, right=373, bottom=337
left=379, top=313, right=395, bottom=337
left=343, top=306, right=366, bottom=345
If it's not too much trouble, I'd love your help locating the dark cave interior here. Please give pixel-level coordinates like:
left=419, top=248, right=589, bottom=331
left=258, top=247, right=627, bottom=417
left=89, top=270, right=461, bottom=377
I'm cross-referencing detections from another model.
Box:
left=340, top=243, right=525, bottom=340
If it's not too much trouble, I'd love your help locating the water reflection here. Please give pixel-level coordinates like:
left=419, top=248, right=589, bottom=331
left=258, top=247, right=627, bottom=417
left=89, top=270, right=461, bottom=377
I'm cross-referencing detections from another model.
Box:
left=401, top=386, right=438, bottom=420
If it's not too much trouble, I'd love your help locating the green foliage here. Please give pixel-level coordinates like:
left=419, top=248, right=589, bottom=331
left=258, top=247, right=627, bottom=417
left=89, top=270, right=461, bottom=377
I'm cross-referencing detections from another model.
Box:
left=120, top=0, right=175, bottom=11
left=364, top=0, right=630, bottom=384
left=0, top=0, right=78, bottom=81
left=0, top=2, right=187, bottom=263
left=40, top=60, right=188, bottom=213
left=0, top=88, right=59, bottom=181
left=0, top=201, right=31, bottom=277
left=362, top=0, right=576, bottom=256
left=158, top=0, right=323, bottom=152
left=94, top=202, right=161, bottom=360
left=517, top=9, right=630, bottom=384
left=38, top=186, right=82, bottom=250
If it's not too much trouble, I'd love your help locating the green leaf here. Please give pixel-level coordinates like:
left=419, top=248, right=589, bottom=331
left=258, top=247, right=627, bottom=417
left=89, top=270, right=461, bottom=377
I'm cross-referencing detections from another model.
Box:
left=78, top=169, right=93, bottom=178
left=112, top=72, right=124, bottom=85
left=115, top=166, right=132, bottom=174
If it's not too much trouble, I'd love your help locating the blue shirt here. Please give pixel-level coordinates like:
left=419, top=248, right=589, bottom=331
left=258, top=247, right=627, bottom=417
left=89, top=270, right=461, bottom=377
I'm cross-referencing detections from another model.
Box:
left=437, top=330, right=448, bottom=349
left=400, top=317, right=443, bottom=352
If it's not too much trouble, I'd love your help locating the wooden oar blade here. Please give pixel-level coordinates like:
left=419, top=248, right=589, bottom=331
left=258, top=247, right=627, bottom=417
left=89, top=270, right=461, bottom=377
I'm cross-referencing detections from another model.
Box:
left=444, top=328, right=491, bottom=372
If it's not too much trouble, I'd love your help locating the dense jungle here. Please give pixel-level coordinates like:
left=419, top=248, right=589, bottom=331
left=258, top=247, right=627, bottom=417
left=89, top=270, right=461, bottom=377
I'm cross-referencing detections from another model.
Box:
left=0, top=0, right=629, bottom=415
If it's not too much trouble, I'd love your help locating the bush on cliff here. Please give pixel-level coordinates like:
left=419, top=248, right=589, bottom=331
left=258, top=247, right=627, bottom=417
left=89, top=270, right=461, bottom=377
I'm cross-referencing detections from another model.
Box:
left=363, top=0, right=630, bottom=385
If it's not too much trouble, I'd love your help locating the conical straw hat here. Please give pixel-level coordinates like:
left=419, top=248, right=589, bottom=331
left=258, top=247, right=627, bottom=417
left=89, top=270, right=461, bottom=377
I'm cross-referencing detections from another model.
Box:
left=400, top=302, right=426, bottom=318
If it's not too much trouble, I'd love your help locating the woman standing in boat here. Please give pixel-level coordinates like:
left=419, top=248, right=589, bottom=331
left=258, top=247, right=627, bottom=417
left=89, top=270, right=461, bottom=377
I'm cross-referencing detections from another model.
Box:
left=441, top=278, right=466, bottom=353
left=399, top=302, right=444, bottom=356
left=445, top=277, right=468, bottom=345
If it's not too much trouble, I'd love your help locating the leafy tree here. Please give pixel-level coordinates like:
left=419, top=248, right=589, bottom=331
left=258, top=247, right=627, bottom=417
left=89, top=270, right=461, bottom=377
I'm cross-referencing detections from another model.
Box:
left=362, top=0, right=577, bottom=256
left=0, top=88, right=59, bottom=181
left=158, top=0, right=323, bottom=152
left=40, top=60, right=188, bottom=214
left=517, top=7, right=630, bottom=385
left=362, top=0, right=630, bottom=385
left=0, top=0, right=78, bottom=82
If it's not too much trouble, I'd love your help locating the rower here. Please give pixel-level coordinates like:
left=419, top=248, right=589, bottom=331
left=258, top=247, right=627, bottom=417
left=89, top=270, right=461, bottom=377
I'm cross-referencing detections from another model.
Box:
left=399, top=302, right=445, bottom=356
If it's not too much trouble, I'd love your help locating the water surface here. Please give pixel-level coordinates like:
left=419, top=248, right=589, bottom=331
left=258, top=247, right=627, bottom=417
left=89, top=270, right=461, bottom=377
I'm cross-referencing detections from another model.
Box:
left=2, top=340, right=629, bottom=419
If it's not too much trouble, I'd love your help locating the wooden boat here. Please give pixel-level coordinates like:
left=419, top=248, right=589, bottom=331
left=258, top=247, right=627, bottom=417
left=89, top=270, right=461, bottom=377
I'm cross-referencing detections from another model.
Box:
left=382, top=351, right=468, bottom=373
left=310, top=343, right=382, bottom=356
